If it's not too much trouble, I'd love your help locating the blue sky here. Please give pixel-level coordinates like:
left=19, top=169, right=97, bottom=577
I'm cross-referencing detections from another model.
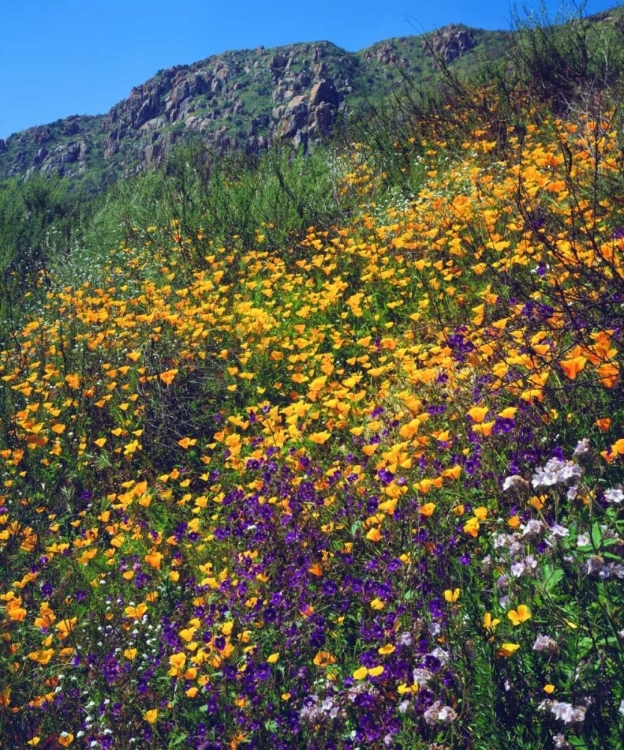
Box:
left=0, top=0, right=619, bottom=139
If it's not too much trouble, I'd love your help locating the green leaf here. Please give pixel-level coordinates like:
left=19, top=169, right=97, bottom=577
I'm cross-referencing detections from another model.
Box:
left=169, top=733, right=189, bottom=747
left=540, top=564, right=564, bottom=592
left=591, top=522, right=602, bottom=548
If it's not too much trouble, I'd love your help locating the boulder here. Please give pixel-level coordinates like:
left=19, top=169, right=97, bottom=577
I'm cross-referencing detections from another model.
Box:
left=309, top=79, right=339, bottom=107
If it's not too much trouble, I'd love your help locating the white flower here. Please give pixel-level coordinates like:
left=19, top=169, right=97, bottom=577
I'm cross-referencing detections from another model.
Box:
left=548, top=524, right=570, bottom=539
left=577, top=533, right=590, bottom=547
left=521, top=519, right=543, bottom=538
left=533, top=634, right=558, bottom=653
left=550, top=701, right=586, bottom=724
left=604, top=487, right=624, bottom=504
left=423, top=701, right=441, bottom=725
left=412, top=668, right=433, bottom=685
left=437, top=705, right=458, bottom=723
left=503, top=475, right=530, bottom=493
left=532, top=458, right=582, bottom=488
left=550, top=702, right=575, bottom=723
left=572, top=439, right=590, bottom=459
left=511, top=561, right=526, bottom=578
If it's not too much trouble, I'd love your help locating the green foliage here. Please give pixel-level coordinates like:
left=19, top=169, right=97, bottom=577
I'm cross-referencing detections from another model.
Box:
left=510, top=3, right=624, bottom=110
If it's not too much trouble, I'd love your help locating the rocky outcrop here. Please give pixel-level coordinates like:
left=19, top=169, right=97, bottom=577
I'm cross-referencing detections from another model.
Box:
left=423, top=25, right=476, bottom=63
left=0, top=25, right=512, bottom=186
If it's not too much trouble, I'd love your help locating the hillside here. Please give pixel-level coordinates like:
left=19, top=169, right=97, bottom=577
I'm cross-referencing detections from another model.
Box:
left=0, top=25, right=510, bottom=190
left=2, top=6, right=624, bottom=750
left=3, top=7, right=623, bottom=194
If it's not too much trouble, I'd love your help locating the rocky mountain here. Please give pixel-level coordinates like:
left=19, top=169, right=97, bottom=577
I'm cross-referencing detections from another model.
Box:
left=0, top=24, right=514, bottom=189
left=2, top=8, right=621, bottom=190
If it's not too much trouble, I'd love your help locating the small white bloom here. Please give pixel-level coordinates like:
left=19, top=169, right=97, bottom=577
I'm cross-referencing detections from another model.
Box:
left=572, top=439, right=590, bottom=458
left=549, top=524, right=570, bottom=539
left=521, top=519, right=543, bottom=538
left=532, top=458, right=582, bottom=488
left=604, top=487, right=624, bottom=504
left=533, top=634, right=558, bottom=653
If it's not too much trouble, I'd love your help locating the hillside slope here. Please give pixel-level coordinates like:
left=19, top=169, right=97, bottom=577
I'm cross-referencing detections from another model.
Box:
left=0, top=25, right=510, bottom=189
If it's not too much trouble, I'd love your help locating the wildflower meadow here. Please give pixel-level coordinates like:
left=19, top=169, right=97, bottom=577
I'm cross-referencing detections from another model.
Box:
left=1, top=13, right=624, bottom=750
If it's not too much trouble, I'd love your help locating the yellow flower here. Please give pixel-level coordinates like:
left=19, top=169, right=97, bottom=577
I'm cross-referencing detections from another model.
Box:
left=309, top=431, right=332, bottom=445
left=159, top=369, right=178, bottom=385
left=397, top=682, right=419, bottom=694
left=419, top=502, right=436, bottom=517
left=313, top=651, right=337, bottom=667
left=124, top=648, right=137, bottom=660
left=65, top=374, right=80, bottom=389
left=444, top=588, right=460, bottom=603
left=353, top=666, right=368, bottom=680
left=143, top=709, right=158, bottom=723
left=367, top=665, right=384, bottom=677
left=463, top=517, right=480, bottom=537
left=178, top=437, right=197, bottom=449
left=467, top=406, right=489, bottom=423
left=366, top=527, right=382, bottom=542
left=58, top=733, right=74, bottom=747
left=124, top=602, right=148, bottom=619
left=483, top=612, right=500, bottom=631
left=27, top=648, right=55, bottom=665
left=507, top=604, right=531, bottom=626
left=168, top=652, right=187, bottom=677
left=496, top=643, right=521, bottom=657
left=544, top=684, right=556, bottom=694
left=55, top=617, right=77, bottom=638
left=267, top=652, right=280, bottom=664
left=370, top=598, right=385, bottom=610
left=559, top=356, right=587, bottom=380
left=145, top=551, right=163, bottom=569
left=471, top=420, right=495, bottom=437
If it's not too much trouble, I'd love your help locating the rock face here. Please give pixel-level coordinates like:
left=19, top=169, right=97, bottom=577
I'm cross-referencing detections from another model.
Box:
left=423, top=25, right=476, bottom=63
left=0, top=24, right=511, bottom=187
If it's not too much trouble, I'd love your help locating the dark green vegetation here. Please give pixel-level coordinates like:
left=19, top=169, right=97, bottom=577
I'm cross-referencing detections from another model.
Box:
left=2, top=5, right=624, bottom=750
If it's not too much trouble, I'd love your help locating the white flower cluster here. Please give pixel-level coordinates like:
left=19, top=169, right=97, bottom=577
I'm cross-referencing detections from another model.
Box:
left=299, top=694, right=341, bottom=722
left=538, top=699, right=587, bottom=724
left=553, top=734, right=571, bottom=749
left=533, top=634, right=558, bottom=653
left=604, top=487, right=624, bottom=504
left=423, top=700, right=458, bottom=725
left=531, top=457, right=583, bottom=489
